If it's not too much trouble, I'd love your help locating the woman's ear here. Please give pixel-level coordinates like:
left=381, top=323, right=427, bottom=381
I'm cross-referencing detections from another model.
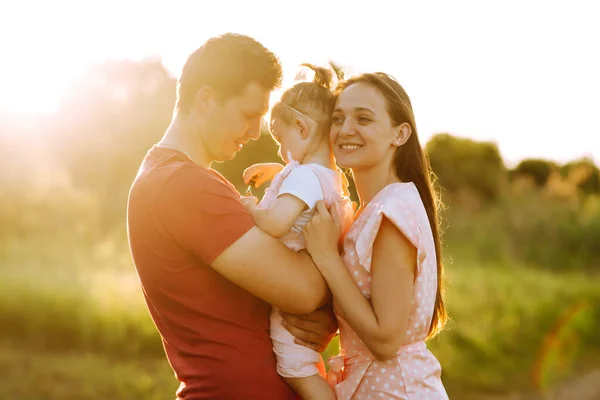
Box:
left=392, top=122, right=412, bottom=147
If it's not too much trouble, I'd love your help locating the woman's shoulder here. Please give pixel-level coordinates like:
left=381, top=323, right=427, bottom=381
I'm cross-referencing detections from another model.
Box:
left=370, top=182, right=429, bottom=237
left=374, top=182, right=421, bottom=209
left=353, top=183, right=424, bottom=270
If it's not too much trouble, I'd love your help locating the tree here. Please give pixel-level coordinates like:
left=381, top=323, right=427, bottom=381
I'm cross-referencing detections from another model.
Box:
left=47, top=59, right=177, bottom=227
left=425, top=133, right=506, bottom=201
left=561, top=157, right=600, bottom=195
left=511, top=158, right=558, bottom=187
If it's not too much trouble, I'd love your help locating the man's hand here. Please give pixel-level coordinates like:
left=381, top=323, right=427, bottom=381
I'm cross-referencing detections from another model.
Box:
left=280, top=304, right=338, bottom=353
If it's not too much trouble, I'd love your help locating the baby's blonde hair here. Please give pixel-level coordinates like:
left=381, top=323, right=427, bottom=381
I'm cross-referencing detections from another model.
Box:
left=270, top=64, right=336, bottom=137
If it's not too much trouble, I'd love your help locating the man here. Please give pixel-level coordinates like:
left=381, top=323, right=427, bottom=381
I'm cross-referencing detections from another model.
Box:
left=127, top=33, right=337, bottom=400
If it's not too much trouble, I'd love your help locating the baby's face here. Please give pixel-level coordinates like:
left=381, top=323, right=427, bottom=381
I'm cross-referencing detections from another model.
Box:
left=269, top=118, right=306, bottom=163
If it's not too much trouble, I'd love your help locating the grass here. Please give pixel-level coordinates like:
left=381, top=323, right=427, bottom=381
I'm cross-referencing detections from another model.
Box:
left=0, top=340, right=175, bottom=400
left=431, top=255, right=600, bottom=394
left=1, top=234, right=599, bottom=399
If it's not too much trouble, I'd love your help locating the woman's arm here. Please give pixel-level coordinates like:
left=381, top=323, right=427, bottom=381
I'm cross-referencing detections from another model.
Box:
left=305, top=205, right=416, bottom=361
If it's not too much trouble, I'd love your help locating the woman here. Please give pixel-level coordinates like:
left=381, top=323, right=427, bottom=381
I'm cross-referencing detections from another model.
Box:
left=303, top=72, right=449, bottom=399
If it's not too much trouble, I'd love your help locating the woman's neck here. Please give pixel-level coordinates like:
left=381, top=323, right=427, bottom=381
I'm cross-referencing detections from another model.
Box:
left=353, top=163, right=400, bottom=208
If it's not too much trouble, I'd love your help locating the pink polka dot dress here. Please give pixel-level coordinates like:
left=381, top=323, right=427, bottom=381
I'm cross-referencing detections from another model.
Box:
left=327, top=183, right=448, bottom=400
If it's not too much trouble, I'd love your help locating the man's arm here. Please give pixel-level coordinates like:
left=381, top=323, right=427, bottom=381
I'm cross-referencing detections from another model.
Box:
left=211, top=227, right=329, bottom=314
left=158, top=166, right=329, bottom=315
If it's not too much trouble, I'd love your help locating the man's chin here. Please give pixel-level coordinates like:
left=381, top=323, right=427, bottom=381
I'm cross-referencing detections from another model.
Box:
left=214, top=151, right=238, bottom=163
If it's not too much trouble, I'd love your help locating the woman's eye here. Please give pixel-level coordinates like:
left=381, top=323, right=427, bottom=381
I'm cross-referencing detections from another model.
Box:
left=332, top=115, right=344, bottom=124
left=358, top=116, right=372, bottom=123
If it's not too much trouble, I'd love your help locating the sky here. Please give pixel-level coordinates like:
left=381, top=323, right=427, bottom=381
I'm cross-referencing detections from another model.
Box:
left=0, top=0, right=599, bottom=166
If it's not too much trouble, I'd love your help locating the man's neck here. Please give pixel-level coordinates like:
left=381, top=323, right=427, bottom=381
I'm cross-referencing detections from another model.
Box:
left=158, top=113, right=213, bottom=169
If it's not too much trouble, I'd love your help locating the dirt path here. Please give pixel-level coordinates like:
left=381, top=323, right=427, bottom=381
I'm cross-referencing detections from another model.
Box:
left=549, top=369, right=600, bottom=400
left=462, top=369, right=600, bottom=400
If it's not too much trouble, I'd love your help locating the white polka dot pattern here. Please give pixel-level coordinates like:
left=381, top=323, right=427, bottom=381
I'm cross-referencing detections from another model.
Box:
left=327, top=183, right=448, bottom=399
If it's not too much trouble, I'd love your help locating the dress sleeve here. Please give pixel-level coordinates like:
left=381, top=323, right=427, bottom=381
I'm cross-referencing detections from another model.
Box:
left=355, top=184, right=426, bottom=272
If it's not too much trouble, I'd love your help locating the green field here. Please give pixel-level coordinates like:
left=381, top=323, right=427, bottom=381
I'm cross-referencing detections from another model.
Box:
left=2, top=230, right=599, bottom=400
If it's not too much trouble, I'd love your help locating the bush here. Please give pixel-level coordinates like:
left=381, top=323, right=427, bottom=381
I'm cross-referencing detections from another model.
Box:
left=511, top=158, right=558, bottom=187
left=426, top=133, right=506, bottom=201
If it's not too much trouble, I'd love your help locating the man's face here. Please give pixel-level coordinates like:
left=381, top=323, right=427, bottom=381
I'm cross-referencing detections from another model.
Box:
left=201, top=82, right=270, bottom=162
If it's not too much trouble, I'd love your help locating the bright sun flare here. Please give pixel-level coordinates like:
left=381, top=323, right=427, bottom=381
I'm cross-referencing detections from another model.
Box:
left=0, top=57, right=75, bottom=114
left=0, top=0, right=598, bottom=164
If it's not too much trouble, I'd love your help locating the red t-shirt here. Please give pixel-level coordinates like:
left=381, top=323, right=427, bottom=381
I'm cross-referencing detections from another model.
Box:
left=127, top=146, right=297, bottom=400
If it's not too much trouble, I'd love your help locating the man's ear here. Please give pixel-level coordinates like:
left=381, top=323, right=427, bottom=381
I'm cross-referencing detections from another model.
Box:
left=194, top=85, right=216, bottom=116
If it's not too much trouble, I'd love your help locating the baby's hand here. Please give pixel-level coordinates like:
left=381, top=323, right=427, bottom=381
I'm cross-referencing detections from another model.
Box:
left=243, top=163, right=284, bottom=188
left=240, top=195, right=259, bottom=210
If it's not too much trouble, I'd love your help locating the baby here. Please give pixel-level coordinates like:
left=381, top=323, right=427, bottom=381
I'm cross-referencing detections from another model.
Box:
left=241, top=64, right=353, bottom=400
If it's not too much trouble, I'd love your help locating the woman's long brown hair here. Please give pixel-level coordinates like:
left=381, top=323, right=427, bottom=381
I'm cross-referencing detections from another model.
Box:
left=335, top=73, right=448, bottom=339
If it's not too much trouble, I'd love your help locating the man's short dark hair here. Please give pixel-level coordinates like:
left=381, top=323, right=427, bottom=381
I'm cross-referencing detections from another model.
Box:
left=175, top=33, right=283, bottom=114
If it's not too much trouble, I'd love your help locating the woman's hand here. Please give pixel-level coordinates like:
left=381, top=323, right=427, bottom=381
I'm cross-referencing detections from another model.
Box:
left=303, top=201, right=342, bottom=268
left=243, top=163, right=284, bottom=188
